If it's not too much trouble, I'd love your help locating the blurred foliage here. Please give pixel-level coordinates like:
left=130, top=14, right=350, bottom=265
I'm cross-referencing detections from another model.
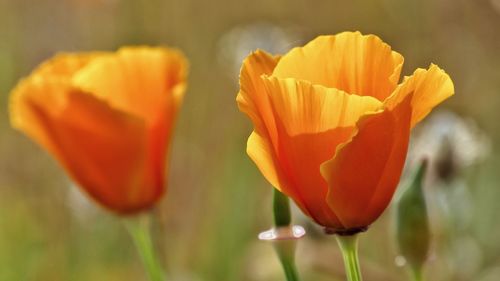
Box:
left=1, top=0, right=500, bottom=280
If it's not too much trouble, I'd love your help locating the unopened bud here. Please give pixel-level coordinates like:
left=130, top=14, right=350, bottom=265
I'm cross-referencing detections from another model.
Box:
left=395, top=159, right=430, bottom=273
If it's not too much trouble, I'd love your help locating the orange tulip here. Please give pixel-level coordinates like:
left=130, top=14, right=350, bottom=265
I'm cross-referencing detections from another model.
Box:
left=237, top=31, right=454, bottom=232
left=10, top=47, right=187, bottom=214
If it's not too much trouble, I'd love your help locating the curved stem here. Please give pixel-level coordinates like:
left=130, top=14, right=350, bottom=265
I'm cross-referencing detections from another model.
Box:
left=281, top=262, right=300, bottom=281
left=124, top=216, right=165, bottom=281
left=280, top=259, right=300, bottom=281
left=274, top=240, right=301, bottom=281
left=335, top=234, right=363, bottom=281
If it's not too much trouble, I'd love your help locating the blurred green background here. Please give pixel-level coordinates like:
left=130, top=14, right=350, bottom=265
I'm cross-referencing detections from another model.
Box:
left=1, top=0, right=500, bottom=280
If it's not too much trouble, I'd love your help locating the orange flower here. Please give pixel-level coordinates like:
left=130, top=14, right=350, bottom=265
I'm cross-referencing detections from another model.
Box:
left=237, top=32, right=453, bottom=231
left=10, top=47, right=187, bottom=214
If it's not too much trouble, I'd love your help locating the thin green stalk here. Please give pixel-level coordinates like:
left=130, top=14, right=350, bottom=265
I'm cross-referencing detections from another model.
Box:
left=281, top=261, right=300, bottom=281
left=335, top=234, right=363, bottom=281
left=410, top=267, right=424, bottom=281
left=274, top=240, right=301, bottom=281
left=273, top=188, right=291, bottom=227
left=272, top=189, right=301, bottom=281
left=124, top=216, right=165, bottom=281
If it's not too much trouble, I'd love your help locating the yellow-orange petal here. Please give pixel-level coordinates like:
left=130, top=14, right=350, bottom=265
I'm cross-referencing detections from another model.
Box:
left=261, top=76, right=383, bottom=135
left=272, top=31, right=404, bottom=101
left=321, top=94, right=413, bottom=229
left=72, top=46, right=188, bottom=123
left=237, top=50, right=281, bottom=144
left=258, top=76, right=382, bottom=227
left=237, top=51, right=288, bottom=210
left=10, top=77, right=159, bottom=213
left=33, top=52, right=107, bottom=80
left=384, top=64, right=454, bottom=128
left=9, top=52, right=103, bottom=154
left=246, top=131, right=284, bottom=190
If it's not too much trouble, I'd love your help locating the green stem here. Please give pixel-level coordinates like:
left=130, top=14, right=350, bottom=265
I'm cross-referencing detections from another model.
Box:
left=410, top=267, right=424, bottom=281
left=273, top=189, right=291, bottom=227
left=274, top=240, right=301, bottom=281
left=272, top=189, right=301, bottom=281
left=335, top=235, right=363, bottom=281
left=124, top=216, right=165, bottom=281
left=281, top=261, right=300, bottom=281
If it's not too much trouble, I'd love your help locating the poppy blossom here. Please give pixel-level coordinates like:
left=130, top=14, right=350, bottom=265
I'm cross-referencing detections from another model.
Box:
left=10, top=46, right=187, bottom=214
left=237, top=31, right=453, bottom=232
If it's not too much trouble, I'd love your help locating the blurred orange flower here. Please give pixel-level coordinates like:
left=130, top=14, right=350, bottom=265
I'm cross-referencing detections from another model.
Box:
left=10, top=47, right=187, bottom=214
left=237, top=31, right=454, bottom=232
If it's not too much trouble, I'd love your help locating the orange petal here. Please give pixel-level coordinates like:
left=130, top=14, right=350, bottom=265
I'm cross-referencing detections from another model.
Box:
left=33, top=52, right=107, bottom=80
left=273, top=31, right=404, bottom=100
left=260, top=76, right=382, bottom=227
left=237, top=50, right=281, bottom=143
left=321, top=94, right=413, bottom=229
left=10, top=76, right=158, bottom=213
left=262, top=76, right=383, bottom=136
left=384, top=64, right=454, bottom=128
left=71, top=48, right=187, bottom=190
left=9, top=53, right=104, bottom=154
left=246, top=131, right=284, bottom=190
left=237, top=51, right=287, bottom=202
left=72, top=46, right=188, bottom=123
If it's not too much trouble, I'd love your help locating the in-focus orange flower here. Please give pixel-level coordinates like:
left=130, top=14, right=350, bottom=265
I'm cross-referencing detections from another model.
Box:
left=10, top=46, right=187, bottom=214
left=237, top=31, right=454, bottom=232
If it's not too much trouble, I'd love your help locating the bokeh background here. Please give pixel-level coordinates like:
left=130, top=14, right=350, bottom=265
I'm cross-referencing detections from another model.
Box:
left=1, top=0, right=500, bottom=280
